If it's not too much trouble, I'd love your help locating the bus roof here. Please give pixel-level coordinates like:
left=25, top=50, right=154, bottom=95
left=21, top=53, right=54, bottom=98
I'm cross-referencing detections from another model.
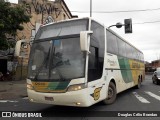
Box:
left=40, top=17, right=143, bottom=54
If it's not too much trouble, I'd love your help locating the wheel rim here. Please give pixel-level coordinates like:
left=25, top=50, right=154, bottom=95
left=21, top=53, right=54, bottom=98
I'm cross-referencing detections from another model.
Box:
left=108, top=87, right=114, bottom=99
left=155, top=80, right=157, bottom=84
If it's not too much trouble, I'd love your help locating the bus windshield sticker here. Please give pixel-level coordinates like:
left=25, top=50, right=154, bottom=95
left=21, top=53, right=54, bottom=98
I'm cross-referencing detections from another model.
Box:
left=53, top=40, right=61, bottom=47
left=32, top=65, right=36, bottom=70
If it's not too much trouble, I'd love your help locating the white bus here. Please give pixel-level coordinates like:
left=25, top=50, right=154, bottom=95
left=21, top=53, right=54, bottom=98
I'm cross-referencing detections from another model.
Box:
left=27, top=18, right=145, bottom=107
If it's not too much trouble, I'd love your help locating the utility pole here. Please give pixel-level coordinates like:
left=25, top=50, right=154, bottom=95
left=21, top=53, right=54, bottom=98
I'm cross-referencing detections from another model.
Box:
left=41, top=0, right=45, bottom=24
left=90, top=0, right=92, bottom=17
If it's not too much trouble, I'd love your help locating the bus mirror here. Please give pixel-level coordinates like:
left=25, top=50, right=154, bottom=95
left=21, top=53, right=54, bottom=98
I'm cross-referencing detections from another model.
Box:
left=80, top=31, right=93, bottom=52
left=14, top=39, right=28, bottom=57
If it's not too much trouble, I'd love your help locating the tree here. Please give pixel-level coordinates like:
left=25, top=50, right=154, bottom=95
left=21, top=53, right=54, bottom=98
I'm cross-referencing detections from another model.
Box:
left=0, top=1, right=30, bottom=50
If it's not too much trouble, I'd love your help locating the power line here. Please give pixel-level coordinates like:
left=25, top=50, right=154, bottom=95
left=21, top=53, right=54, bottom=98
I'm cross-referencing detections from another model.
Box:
left=134, top=20, right=160, bottom=25
left=72, top=9, right=160, bottom=25
left=71, top=8, right=160, bottom=13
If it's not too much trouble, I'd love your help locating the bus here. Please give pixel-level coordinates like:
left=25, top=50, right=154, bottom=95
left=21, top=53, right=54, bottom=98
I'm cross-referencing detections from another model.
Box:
left=27, top=17, right=145, bottom=107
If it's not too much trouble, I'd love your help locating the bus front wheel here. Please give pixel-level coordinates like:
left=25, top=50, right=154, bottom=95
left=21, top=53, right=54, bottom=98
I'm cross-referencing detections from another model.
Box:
left=103, top=82, right=117, bottom=105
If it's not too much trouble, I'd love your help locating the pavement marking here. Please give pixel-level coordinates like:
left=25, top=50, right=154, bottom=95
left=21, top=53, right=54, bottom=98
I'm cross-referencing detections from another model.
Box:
left=0, top=100, right=8, bottom=103
left=133, top=92, right=150, bottom=103
left=0, top=100, right=18, bottom=103
left=145, top=91, right=160, bottom=101
left=9, top=100, right=18, bottom=103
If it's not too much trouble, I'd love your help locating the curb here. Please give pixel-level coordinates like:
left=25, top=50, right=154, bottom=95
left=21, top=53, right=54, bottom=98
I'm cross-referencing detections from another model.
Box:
left=0, top=90, right=7, bottom=92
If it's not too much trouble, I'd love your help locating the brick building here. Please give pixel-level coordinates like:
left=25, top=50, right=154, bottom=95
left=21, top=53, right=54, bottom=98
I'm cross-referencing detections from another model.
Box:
left=11, top=0, right=77, bottom=80
left=151, top=60, right=160, bottom=69
left=145, top=60, right=160, bottom=72
left=17, top=0, right=77, bottom=41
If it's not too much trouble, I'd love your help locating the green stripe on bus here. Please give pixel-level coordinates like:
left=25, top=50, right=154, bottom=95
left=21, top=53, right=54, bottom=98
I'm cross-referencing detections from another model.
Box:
left=118, top=57, right=133, bottom=83
left=45, top=82, right=59, bottom=90
left=45, top=82, right=69, bottom=90
left=55, top=82, right=69, bottom=90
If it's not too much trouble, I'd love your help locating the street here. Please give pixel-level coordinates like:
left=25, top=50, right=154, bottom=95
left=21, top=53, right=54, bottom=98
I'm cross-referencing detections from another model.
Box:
left=0, top=75, right=160, bottom=119
left=1, top=0, right=160, bottom=120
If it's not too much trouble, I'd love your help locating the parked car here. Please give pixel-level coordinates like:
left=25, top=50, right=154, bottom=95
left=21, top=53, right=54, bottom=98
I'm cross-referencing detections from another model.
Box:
left=152, top=71, right=160, bottom=85
left=157, top=67, right=160, bottom=71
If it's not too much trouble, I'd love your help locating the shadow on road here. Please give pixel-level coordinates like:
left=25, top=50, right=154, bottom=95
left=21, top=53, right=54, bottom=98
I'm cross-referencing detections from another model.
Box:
left=37, top=84, right=147, bottom=117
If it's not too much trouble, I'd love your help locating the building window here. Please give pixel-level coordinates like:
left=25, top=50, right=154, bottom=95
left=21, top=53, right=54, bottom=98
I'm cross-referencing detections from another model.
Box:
left=63, top=14, right=66, bottom=20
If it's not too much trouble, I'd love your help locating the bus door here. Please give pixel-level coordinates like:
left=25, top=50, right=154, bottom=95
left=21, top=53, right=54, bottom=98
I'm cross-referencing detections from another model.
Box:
left=87, top=46, right=106, bottom=103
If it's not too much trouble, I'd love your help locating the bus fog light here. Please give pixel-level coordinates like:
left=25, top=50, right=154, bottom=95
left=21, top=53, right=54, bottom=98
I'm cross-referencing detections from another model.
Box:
left=76, top=102, right=81, bottom=105
left=30, top=98, right=34, bottom=102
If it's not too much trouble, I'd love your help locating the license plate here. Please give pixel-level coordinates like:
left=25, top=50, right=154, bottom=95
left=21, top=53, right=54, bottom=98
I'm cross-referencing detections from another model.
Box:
left=45, top=96, right=54, bottom=101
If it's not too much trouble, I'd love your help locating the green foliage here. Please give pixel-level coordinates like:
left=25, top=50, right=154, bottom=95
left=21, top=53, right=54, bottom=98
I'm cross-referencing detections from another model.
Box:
left=0, top=36, right=8, bottom=50
left=0, top=1, right=30, bottom=50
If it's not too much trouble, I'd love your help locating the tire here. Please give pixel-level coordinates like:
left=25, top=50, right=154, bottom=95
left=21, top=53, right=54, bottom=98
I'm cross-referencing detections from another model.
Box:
left=152, top=78, right=155, bottom=84
left=103, top=82, right=117, bottom=105
left=135, top=77, right=141, bottom=89
left=155, top=80, right=160, bottom=85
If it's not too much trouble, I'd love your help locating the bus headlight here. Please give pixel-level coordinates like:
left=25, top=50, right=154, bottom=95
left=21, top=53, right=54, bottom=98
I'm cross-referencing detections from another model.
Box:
left=67, top=84, right=87, bottom=92
left=27, top=83, right=34, bottom=90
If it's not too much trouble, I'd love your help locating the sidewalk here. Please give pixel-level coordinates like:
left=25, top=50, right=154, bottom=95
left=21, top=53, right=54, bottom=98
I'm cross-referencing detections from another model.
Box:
left=0, top=80, right=27, bottom=100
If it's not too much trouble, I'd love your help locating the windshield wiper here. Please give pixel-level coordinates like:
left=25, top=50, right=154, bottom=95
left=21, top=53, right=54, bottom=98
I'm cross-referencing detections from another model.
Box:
left=55, top=68, right=66, bottom=81
left=34, top=48, right=50, bottom=80
left=52, top=61, right=65, bottom=81
left=51, top=60, right=70, bottom=81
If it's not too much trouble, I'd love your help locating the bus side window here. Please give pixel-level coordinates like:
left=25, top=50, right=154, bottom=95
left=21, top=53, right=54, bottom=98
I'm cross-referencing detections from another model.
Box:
left=89, top=46, right=98, bottom=69
left=88, top=46, right=99, bottom=82
left=106, top=31, right=118, bottom=55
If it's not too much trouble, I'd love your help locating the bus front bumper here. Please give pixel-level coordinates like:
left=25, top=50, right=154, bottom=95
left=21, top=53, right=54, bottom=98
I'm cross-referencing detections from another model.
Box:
left=27, top=89, right=91, bottom=107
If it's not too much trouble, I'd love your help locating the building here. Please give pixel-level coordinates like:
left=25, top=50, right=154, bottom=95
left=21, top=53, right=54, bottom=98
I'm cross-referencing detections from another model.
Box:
left=17, top=0, right=77, bottom=42
left=145, top=60, right=160, bottom=73
left=11, top=0, right=77, bottom=80
left=151, top=59, right=160, bottom=69
left=14, top=0, right=77, bottom=65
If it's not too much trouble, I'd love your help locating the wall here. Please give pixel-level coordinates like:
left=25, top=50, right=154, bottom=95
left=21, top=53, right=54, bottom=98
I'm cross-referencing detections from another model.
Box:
left=14, top=0, right=76, bottom=80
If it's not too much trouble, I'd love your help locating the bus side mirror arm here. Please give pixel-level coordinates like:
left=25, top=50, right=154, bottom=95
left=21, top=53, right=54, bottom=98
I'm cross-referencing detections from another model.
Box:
left=80, top=31, right=93, bottom=54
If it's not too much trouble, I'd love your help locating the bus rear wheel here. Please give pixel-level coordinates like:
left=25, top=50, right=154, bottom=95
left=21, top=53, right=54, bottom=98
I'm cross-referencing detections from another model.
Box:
left=103, top=82, right=117, bottom=105
left=135, top=77, right=141, bottom=89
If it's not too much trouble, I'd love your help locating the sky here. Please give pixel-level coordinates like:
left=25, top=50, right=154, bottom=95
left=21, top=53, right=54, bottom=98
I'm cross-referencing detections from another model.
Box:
left=9, top=0, right=160, bottom=62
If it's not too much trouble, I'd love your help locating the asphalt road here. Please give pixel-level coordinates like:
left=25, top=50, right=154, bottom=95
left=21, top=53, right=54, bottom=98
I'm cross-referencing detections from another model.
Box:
left=0, top=75, right=160, bottom=120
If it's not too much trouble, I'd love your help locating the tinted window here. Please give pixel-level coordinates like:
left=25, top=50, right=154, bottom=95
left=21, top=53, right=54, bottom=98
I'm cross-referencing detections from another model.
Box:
left=28, top=37, right=86, bottom=81
left=117, top=38, right=126, bottom=57
left=106, top=31, right=118, bottom=55
left=137, top=52, right=141, bottom=61
left=36, top=19, right=88, bottom=40
left=106, top=30, right=144, bottom=61
left=132, top=48, right=137, bottom=60
left=88, top=46, right=98, bottom=69
left=126, top=44, right=133, bottom=59
left=88, top=46, right=99, bottom=81
left=140, top=53, right=144, bottom=61
left=88, top=20, right=105, bottom=81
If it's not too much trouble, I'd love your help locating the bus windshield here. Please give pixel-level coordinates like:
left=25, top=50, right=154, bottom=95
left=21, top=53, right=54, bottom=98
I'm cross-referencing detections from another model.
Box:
left=28, top=37, right=85, bottom=81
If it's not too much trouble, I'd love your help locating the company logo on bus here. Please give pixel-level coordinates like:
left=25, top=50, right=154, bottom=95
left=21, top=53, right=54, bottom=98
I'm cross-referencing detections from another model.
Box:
left=132, top=62, right=140, bottom=68
left=34, top=82, right=46, bottom=86
left=107, top=59, right=117, bottom=66
left=90, top=87, right=102, bottom=101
